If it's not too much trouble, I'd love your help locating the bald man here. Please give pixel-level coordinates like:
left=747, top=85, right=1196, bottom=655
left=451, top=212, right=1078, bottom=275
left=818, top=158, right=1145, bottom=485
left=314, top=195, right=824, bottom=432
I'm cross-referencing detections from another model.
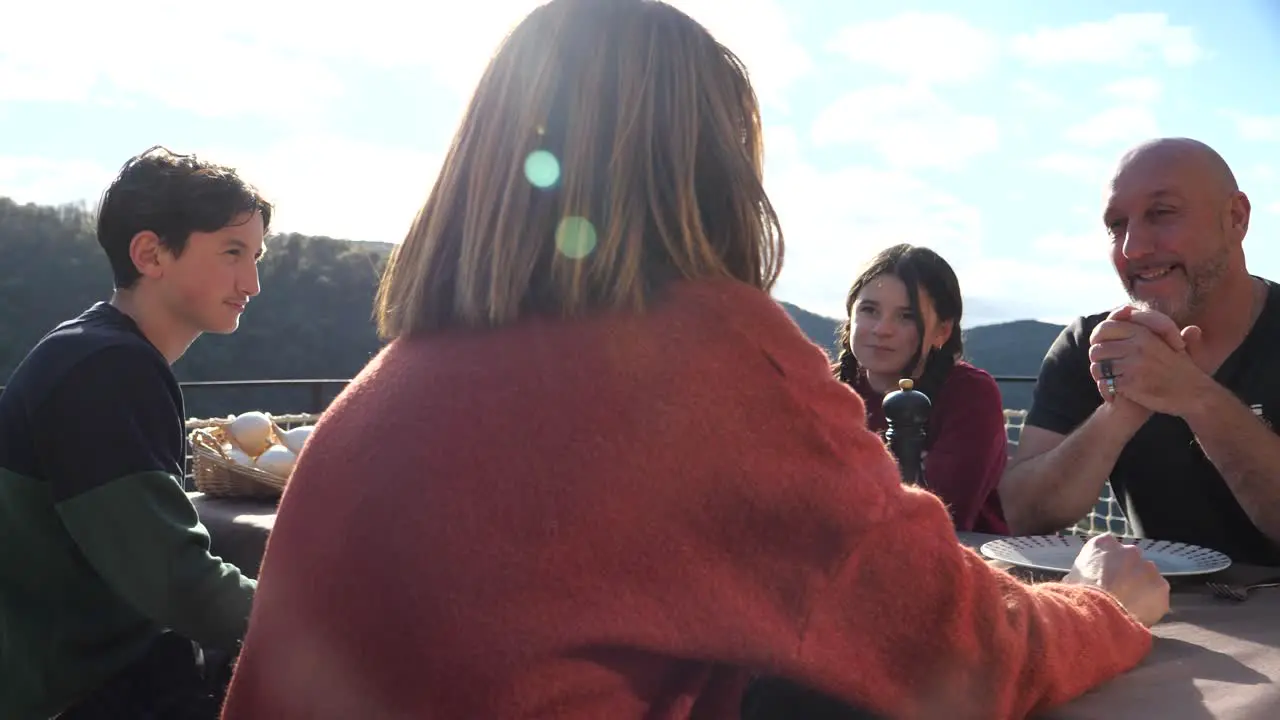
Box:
left=1000, top=137, right=1280, bottom=565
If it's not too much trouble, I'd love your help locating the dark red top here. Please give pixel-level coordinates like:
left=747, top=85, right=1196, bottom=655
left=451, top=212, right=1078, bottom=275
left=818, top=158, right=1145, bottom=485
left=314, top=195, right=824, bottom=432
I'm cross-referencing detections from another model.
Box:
left=855, top=361, right=1010, bottom=535
left=221, top=281, right=1148, bottom=719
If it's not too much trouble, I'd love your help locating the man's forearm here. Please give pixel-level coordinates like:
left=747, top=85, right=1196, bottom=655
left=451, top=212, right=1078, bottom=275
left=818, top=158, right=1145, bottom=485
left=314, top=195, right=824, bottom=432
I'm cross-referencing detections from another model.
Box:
left=1003, top=403, right=1149, bottom=535
left=1185, top=381, right=1280, bottom=543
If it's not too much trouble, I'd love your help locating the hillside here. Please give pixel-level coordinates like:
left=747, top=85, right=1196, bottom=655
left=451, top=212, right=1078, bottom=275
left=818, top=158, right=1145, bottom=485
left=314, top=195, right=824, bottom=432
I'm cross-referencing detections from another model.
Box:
left=0, top=197, right=1060, bottom=416
left=767, top=308, right=1061, bottom=412
left=962, top=320, right=1065, bottom=410
left=0, top=198, right=388, bottom=418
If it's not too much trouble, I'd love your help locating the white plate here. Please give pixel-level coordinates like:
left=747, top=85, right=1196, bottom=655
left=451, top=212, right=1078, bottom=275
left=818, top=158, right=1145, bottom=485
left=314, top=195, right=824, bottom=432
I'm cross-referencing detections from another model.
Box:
left=979, top=535, right=1232, bottom=577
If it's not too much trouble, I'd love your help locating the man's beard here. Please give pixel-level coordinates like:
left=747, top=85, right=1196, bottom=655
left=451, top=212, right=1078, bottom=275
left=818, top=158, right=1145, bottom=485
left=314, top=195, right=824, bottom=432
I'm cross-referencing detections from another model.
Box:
left=1127, top=244, right=1229, bottom=327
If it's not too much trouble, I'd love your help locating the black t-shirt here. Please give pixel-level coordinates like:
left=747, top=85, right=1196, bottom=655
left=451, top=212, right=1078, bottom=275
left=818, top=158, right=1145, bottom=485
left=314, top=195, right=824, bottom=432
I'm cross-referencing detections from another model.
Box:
left=1026, top=277, right=1280, bottom=565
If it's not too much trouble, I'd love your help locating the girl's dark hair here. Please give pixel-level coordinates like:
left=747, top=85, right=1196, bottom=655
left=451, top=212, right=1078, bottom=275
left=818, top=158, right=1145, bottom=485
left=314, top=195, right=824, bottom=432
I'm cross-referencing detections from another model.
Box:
left=833, top=243, right=964, bottom=404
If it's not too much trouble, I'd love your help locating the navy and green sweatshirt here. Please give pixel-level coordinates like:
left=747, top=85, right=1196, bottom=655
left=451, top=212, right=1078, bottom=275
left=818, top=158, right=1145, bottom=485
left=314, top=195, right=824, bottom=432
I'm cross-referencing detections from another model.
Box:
left=0, top=303, right=257, bottom=720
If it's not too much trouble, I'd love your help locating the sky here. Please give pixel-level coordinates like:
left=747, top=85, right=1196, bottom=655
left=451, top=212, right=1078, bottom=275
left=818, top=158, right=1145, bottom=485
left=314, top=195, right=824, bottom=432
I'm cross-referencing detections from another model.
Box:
left=2, top=0, right=1279, bottom=327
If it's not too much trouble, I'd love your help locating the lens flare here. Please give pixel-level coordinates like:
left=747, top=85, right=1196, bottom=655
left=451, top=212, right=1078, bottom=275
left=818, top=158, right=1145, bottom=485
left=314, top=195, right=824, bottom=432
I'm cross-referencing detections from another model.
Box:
left=524, top=150, right=560, bottom=188
left=555, top=216, right=597, bottom=259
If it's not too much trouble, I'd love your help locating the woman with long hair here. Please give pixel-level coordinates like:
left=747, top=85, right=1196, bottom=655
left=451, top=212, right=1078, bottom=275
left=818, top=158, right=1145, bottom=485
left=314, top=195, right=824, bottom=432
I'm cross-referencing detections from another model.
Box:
left=220, top=1, right=1166, bottom=718
left=834, top=244, right=1009, bottom=534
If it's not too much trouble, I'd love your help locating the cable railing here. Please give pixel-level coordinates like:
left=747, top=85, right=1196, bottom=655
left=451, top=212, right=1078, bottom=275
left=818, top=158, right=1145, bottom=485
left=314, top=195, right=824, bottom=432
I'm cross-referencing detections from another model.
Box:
left=179, top=378, right=352, bottom=415
left=1003, top=409, right=1130, bottom=537
left=6, top=376, right=1038, bottom=400
left=2, top=375, right=1131, bottom=535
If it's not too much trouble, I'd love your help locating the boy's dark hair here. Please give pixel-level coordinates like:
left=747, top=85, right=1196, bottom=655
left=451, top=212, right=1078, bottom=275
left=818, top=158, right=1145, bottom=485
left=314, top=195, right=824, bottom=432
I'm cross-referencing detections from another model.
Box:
left=96, top=146, right=274, bottom=288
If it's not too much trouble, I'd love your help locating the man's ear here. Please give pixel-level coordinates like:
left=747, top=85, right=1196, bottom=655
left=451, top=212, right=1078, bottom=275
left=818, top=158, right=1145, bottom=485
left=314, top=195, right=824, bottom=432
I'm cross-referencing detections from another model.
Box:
left=1229, top=191, right=1251, bottom=241
left=129, top=231, right=167, bottom=280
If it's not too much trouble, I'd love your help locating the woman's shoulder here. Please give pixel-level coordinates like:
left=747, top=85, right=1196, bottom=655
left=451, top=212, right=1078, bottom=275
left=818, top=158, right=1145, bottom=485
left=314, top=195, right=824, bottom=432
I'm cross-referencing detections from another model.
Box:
left=946, top=360, right=998, bottom=386
left=662, top=279, right=837, bottom=376
left=366, top=278, right=833, bottom=392
left=937, top=360, right=1003, bottom=408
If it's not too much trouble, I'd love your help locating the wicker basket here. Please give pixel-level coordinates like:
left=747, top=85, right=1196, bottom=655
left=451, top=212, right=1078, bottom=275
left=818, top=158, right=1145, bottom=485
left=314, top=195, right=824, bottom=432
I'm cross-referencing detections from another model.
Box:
left=190, top=420, right=291, bottom=499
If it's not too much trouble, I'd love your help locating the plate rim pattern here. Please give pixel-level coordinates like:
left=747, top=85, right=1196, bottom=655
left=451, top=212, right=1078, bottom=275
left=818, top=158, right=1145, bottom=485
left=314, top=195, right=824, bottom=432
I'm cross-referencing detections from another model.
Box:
left=978, top=534, right=1232, bottom=576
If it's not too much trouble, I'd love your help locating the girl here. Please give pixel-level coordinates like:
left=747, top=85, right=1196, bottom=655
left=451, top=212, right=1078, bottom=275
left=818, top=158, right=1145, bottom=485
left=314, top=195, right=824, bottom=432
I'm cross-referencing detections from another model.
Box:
left=836, top=244, right=1010, bottom=534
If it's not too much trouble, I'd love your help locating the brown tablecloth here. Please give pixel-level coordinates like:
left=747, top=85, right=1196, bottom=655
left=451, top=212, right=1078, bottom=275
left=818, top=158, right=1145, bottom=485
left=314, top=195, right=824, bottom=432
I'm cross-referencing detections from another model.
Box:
left=189, top=492, right=276, bottom=579
left=959, top=532, right=1280, bottom=719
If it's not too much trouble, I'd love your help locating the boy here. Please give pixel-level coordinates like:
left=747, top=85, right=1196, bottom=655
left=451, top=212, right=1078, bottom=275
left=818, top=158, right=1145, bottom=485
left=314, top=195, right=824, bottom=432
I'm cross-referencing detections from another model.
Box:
left=0, top=146, right=270, bottom=719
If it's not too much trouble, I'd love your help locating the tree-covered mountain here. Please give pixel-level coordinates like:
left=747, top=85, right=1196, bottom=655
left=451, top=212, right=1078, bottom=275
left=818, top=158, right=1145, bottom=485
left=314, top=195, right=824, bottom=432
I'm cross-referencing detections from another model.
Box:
left=768, top=308, right=1061, bottom=412
left=0, top=197, right=1061, bottom=417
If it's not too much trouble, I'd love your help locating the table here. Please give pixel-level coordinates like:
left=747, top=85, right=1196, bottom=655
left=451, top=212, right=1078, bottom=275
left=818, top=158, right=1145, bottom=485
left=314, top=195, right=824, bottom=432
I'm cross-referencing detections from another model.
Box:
left=190, top=492, right=276, bottom=579
left=957, top=532, right=1280, bottom=719
left=191, top=499, right=1280, bottom=718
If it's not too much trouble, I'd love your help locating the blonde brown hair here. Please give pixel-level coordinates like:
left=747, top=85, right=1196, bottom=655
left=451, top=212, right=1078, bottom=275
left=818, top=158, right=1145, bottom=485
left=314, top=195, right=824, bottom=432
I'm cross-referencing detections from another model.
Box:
left=375, top=0, right=783, bottom=339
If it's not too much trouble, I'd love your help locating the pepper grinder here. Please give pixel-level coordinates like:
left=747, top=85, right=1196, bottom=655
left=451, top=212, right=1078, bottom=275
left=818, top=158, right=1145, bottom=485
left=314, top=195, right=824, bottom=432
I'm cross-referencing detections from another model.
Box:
left=883, top=378, right=931, bottom=488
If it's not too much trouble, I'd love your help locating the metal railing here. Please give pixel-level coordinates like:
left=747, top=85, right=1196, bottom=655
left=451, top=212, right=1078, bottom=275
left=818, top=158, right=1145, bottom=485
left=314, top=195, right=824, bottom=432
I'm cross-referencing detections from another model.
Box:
left=4, top=374, right=1130, bottom=533
left=0, top=375, right=1044, bottom=398
left=1003, top=409, right=1130, bottom=537
left=178, top=378, right=351, bottom=415
left=0, top=377, right=352, bottom=406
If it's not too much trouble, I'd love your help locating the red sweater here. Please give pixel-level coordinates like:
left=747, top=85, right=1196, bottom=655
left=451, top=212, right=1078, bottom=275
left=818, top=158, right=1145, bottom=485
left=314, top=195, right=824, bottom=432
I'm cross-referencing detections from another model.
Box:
left=855, top=362, right=1010, bottom=534
left=221, top=279, right=1151, bottom=720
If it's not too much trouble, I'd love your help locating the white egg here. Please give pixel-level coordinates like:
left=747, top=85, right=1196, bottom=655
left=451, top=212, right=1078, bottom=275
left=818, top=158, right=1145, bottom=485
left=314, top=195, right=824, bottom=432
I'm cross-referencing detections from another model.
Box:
left=226, top=447, right=253, bottom=467
left=255, top=445, right=297, bottom=478
left=228, top=412, right=275, bottom=456
left=279, top=425, right=314, bottom=454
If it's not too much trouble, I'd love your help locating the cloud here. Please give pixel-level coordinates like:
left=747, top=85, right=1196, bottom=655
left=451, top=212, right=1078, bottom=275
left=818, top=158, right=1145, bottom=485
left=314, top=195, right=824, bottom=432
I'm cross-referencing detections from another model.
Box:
left=0, top=2, right=344, bottom=117
left=1223, top=112, right=1280, bottom=142
left=251, top=0, right=815, bottom=107
left=811, top=84, right=999, bottom=170
left=280, top=0, right=813, bottom=104
left=764, top=127, right=987, bottom=317
left=1235, top=163, right=1278, bottom=198
left=0, top=0, right=814, bottom=245
left=827, top=12, right=999, bottom=84
left=1012, top=80, right=1066, bottom=109
left=1065, top=106, right=1160, bottom=148
left=0, top=0, right=810, bottom=119
left=964, top=224, right=1124, bottom=325
left=958, top=256, right=1126, bottom=326
left=1103, top=77, right=1163, bottom=104
left=0, top=139, right=441, bottom=246
left=674, top=0, right=814, bottom=110
left=765, top=123, right=1127, bottom=325
left=1010, top=13, right=1203, bottom=68
left=1036, top=153, right=1114, bottom=186
left=199, top=135, right=442, bottom=246
left=1031, top=230, right=1111, bottom=264
left=0, top=156, right=115, bottom=209
left=0, top=0, right=532, bottom=110
left=1046, top=78, right=1162, bottom=173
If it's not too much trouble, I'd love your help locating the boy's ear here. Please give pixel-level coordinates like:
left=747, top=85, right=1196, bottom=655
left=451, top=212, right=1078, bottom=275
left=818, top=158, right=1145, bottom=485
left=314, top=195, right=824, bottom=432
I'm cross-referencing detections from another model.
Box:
left=129, top=231, right=167, bottom=279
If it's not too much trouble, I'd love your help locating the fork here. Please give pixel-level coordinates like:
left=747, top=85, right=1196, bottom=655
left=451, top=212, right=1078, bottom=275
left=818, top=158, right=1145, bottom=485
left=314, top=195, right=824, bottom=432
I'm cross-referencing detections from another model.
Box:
left=1206, top=581, right=1280, bottom=602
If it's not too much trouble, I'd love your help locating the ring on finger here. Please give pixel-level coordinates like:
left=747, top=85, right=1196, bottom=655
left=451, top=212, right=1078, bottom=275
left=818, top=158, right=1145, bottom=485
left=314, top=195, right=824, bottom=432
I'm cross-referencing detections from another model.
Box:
left=1104, top=376, right=1118, bottom=396
left=1100, top=358, right=1116, bottom=379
